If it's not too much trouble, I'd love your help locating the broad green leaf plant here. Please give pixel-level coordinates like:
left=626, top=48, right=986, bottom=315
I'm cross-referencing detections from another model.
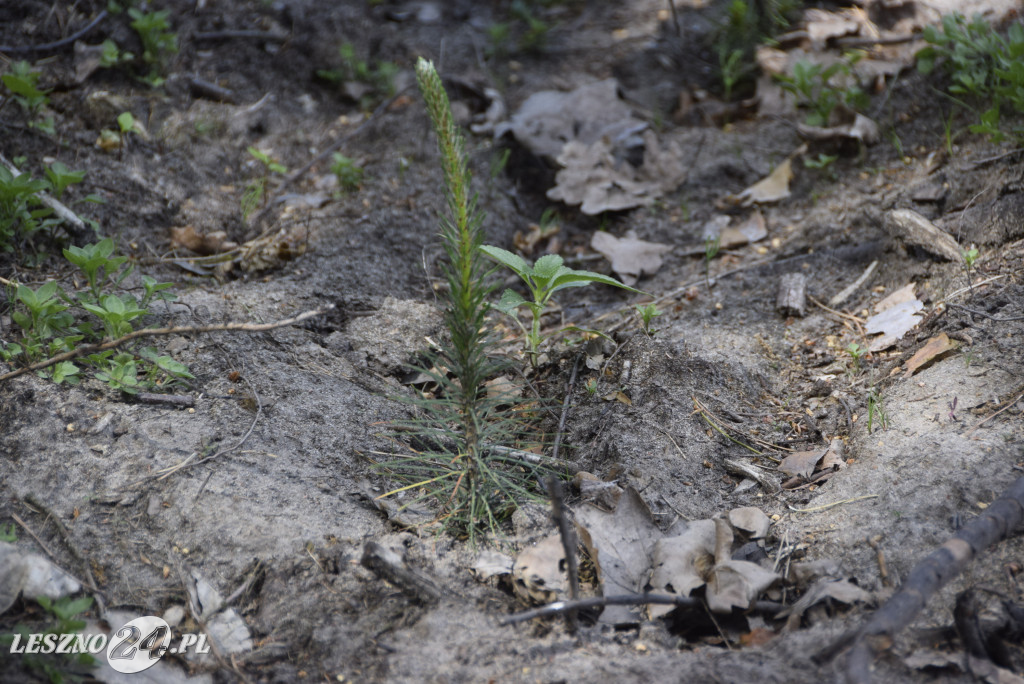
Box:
left=479, top=245, right=640, bottom=362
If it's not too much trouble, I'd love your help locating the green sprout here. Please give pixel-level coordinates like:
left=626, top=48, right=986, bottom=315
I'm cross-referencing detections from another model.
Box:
left=636, top=302, right=662, bottom=335
left=480, top=246, right=641, bottom=363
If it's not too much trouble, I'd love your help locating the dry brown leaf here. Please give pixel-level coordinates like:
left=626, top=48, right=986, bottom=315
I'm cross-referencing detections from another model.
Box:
left=779, top=448, right=826, bottom=479
left=576, top=487, right=663, bottom=624
left=602, top=390, right=632, bottom=406
left=547, top=130, right=686, bottom=215
left=512, top=534, right=567, bottom=605
left=591, top=230, right=673, bottom=285
left=728, top=507, right=771, bottom=539
left=904, top=333, right=958, bottom=378
left=472, top=551, right=513, bottom=580
left=646, top=520, right=717, bottom=618
left=727, top=157, right=795, bottom=206
left=874, top=283, right=918, bottom=313
left=170, top=225, right=237, bottom=255
left=706, top=559, right=780, bottom=613
left=719, top=210, right=768, bottom=248
left=866, top=296, right=923, bottom=351
left=819, top=438, right=845, bottom=471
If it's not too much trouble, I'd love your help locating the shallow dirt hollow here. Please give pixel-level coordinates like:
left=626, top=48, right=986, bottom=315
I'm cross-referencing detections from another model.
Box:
left=1, top=1, right=1024, bottom=682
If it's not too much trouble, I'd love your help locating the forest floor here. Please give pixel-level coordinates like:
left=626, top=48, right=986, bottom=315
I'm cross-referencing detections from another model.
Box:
left=1, top=1, right=1024, bottom=682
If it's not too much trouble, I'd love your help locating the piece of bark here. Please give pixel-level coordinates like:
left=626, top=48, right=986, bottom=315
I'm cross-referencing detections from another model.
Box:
left=884, top=209, right=962, bottom=261
left=842, top=475, right=1024, bottom=684
left=777, top=273, right=807, bottom=317
left=360, top=542, right=445, bottom=605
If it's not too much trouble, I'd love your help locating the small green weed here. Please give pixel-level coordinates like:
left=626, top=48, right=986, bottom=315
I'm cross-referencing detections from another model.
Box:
left=242, top=147, right=287, bottom=220
left=0, top=595, right=96, bottom=683
left=480, top=246, right=640, bottom=363
left=1, top=61, right=55, bottom=135
left=918, top=14, right=1024, bottom=143
left=128, top=8, right=178, bottom=87
left=0, top=161, right=93, bottom=259
left=2, top=237, right=189, bottom=393
left=329, top=153, right=363, bottom=192
left=317, top=42, right=397, bottom=106
left=776, top=54, right=869, bottom=126
left=636, top=302, right=662, bottom=336
left=867, top=389, right=888, bottom=433
left=846, top=341, right=865, bottom=371
left=486, top=0, right=553, bottom=57
left=709, top=0, right=802, bottom=101
left=804, top=153, right=839, bottom=180
left=584, top=377, right=598, bottom=396
left=99, top=38, right=134, bottom=68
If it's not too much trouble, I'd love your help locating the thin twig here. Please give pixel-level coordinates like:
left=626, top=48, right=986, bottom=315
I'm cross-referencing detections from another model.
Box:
left=551, top=354, right=581, bottom=462
left=809, top=295, right=866, bottom=336
left=0, top=305, right=332, bottom=383
left=786, top=494, right=878, bottom=513
left=829, top=260, right=877, bottom=307
left=11, top=513, right=56, bottom=559
left=188, top=374, right=263, bottom=497
left=0, top=10, right=108, bottom=53
left=948, top=303, right=1024, bottom=322
left=546, top=477, right=580, bottom=632
left=966, top=388, right=1024, bottom=437
left=501, top=593, right=784, bottom=625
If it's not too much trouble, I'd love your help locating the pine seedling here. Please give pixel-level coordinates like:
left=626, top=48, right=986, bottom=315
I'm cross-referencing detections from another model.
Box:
left=381, top=58, right=546, bottom=541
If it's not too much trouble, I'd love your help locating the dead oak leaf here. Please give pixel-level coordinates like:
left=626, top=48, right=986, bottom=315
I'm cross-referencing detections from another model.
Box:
left=576, top=487, right=663, bottom=624
left=591, top=230, right=672, bottom=285
left=904, top=332, right=958, bottom=378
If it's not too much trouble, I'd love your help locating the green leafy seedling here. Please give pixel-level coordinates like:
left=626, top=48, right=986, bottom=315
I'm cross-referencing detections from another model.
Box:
left=81, top=294, right=147, bottom=340
left=94, top=352, right=140, bottom=393
left=44, top=162, right=86, bottom=201
left=480, top=245, right=641, bottom=362
left=128, top=8, right=178, bottom=86
left=99, top=39, right=134, bottom=68
left=64, top=238, right=130, bottom=300
left=330, top=153, right=363, bottom=192
left=636, top=302, right=662, bottom=335
left=847, top=341, right=865, bottom=371
left=584, top=377, right=598, bottom=396
left=248, top=147, right=287, bottom=175
left=0, top=523, right=15, bottom=541
left=1, top=61, right=55, bottom=134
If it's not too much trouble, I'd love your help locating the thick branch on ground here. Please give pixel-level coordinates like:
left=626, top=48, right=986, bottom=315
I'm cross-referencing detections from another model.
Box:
left=0, top=306, right=332, bottom=383
left=842, top=476, right=1024, bottom=684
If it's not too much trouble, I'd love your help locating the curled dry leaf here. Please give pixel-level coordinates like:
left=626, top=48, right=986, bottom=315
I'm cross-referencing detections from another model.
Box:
left=728, top=507, right=771, bottom=539
left=575, top=487, right=664, bottom=624
left=171, top=225, right=238, bottom=255
left=779, top=448, right=827, bottom=479
left=904, top=333, right=958, bottom=378
left=647, top=520, right=717, bottom=619
left=512, top=534, right=567, bottom=605
left=726, top=152, right=802, bottom=207
left=472, top=551, right=514, bottom=581
left=548, top=130, right=687, bottom=215
left=866, top=284, right=924, bottom=351
left=590, top=230, right=673, bottom=285
left=496, top=78, right=640, bottom=161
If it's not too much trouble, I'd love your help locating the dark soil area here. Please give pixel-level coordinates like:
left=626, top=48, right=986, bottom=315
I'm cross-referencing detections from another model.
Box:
left=2, top=1, right=1024, bottom=682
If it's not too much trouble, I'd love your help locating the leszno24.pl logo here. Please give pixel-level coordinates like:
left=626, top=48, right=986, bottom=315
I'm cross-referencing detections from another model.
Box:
left=9, top=615, right=209, bottom=674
